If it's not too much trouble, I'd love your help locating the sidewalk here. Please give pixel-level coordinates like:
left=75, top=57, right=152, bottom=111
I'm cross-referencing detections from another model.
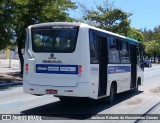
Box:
left=0, top=59, right=20, bottom=73
left=0, top=59, right=22, bottom=87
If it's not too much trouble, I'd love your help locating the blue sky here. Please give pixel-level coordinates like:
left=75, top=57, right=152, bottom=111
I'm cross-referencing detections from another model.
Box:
left=70, top=0, right=160, bottom=30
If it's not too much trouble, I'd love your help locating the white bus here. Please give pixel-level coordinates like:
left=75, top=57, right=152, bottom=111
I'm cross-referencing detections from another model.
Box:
left=23, top=22, right=144, bottom=103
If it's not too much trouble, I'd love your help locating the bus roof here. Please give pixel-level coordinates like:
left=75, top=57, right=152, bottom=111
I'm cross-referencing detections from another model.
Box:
left=125, top=37, right=139, bottom=43
left=29, top=22, right=140, bottom=44
left=83, top=23, right=140, bottom=43
left=29, top=22, right=81, bottom=29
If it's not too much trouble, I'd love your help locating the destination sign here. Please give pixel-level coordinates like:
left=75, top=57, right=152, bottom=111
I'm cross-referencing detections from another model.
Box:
left=52, top=25, right=78, bottom=29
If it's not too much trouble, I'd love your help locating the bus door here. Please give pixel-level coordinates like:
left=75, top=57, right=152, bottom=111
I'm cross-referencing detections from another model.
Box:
left=98, top=36, right=108, bottom=97
left=130, top=44, right=137, bottom=88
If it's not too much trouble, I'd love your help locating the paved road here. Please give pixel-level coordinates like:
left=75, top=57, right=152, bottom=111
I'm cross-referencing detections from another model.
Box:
left=0, top=64, right=160, bottom=123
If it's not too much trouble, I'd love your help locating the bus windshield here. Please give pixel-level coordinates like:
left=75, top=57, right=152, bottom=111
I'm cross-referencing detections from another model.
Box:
left=32, top=29, right=79, bottom=53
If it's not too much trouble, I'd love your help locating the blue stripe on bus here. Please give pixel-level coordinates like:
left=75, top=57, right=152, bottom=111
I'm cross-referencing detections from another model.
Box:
left=36, top=64, right=78, bottom=74
left=108, top=66, right=130, bottom=74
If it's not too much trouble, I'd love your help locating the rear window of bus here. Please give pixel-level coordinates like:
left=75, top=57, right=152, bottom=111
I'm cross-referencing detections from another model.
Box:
left=32, top=28, right=79, bottom=53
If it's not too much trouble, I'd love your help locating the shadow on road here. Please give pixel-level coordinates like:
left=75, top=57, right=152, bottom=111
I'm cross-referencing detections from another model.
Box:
left=21, top=90, right=143, bottom=120
left=0, top=84, right=22, bottom=90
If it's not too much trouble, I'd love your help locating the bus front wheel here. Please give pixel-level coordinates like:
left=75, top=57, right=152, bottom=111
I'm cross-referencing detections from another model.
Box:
left=133, top=78, right=141, bottom=93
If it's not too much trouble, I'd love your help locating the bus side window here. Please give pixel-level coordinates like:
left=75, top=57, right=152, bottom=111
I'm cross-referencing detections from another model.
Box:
left=139, top=45, right=144, bottom=69
left=120, top=41, right=130, bottom=63
left=89, top=30, right=98, bottom=63
left=137, top=46, right=141, bottom=65
left=108, top=38, right=120, bottom=63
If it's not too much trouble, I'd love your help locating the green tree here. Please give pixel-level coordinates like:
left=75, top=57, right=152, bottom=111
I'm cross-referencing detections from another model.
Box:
left=144, top=40, right=160, bottom=62
left=82, top=0, right=132, bottom=36
left=141, top=26, right=160, bottom=62
left=0, top=0, right=77, bottom=74
left=78, top=0, right=144, bottom=42
left=128, top=27, right=144, bottom=42
left=141, top=28, right=154, bottom=42
left=0, top=1, right=13, bottom=49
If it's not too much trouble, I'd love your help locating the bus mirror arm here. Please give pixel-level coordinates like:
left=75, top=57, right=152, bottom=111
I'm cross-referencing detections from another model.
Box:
left=27, top=49, right=34, bottom=59
left=25, top=28, right=34, bottom=59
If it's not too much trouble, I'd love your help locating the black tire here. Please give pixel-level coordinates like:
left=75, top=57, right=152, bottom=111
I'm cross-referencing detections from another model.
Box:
left=59, top=96, right=72, bottom=102
left=108, top=84, right=116, bottom=104
left=133, top=85, right=139, bottom=93
left=133, top=80, right=139, bottom=93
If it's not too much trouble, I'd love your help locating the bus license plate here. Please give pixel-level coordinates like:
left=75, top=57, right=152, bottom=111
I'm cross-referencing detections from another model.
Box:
left=46, top=89, right=57, bottom=94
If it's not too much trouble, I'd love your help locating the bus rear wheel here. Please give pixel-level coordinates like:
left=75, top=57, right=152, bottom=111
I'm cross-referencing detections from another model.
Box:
left=59, top=96, right=70, bottom=102
left=108, top=84, right=116, bottom=104
left=58, top=96, right=75, bottom=102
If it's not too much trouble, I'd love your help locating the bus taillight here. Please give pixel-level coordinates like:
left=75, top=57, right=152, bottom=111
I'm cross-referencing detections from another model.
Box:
left=25, top=64, right=29, bottom=72
left=78, top=65, right=82, bottom=73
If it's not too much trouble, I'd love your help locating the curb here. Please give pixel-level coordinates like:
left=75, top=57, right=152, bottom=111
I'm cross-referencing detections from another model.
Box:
left=0, top=82, right=23, bottom=87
